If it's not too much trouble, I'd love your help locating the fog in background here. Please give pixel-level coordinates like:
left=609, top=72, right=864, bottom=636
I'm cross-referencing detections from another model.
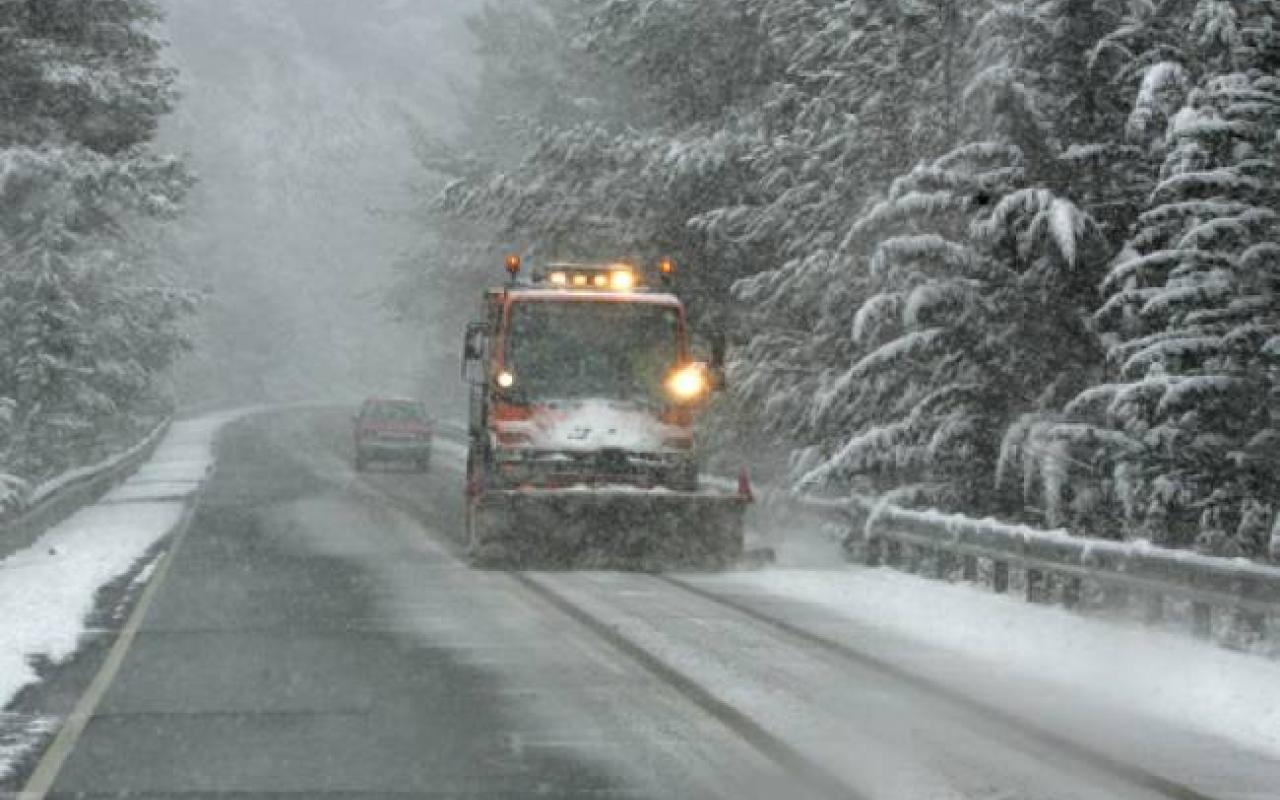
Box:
left=158, top=0, right=484, bottom=412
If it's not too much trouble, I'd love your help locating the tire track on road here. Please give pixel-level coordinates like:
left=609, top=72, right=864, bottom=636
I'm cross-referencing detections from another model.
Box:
left=508, top=572, right=871, bottom=800
left=657, top=575, right=1221, bottom=800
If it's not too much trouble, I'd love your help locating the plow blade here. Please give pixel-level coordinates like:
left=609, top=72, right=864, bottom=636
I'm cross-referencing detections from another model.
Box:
left=468, top=488, right=747, bottom=570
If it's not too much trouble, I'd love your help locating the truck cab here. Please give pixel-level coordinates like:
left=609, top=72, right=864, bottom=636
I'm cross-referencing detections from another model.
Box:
left=459, top=257, right=746, bottom=569
left=463, top=261, right=710, bottom=494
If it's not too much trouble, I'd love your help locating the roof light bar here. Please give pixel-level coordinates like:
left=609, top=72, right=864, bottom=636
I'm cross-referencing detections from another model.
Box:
left=521, top=258, right=679, bottom=290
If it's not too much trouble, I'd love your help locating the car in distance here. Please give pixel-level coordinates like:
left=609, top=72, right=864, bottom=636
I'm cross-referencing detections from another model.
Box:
left=354, top=397, right=433, bottom=472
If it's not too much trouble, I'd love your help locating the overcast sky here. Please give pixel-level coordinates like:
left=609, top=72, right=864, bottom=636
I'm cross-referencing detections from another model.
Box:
left=158, top=0, right=486, bottom=408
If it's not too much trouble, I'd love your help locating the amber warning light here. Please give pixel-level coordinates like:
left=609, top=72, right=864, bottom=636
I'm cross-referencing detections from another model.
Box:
left=539, top=265, right=638, bottom=292
left=505, top=255, right=522, bottom=278
left=659, top=258, right=676, bottom=286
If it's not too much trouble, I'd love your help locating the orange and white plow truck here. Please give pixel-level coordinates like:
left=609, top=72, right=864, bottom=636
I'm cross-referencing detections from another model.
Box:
left=460, top=257, right=750, bottom=569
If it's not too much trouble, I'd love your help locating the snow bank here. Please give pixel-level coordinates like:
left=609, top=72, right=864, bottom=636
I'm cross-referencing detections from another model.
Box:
left=0, top=502, right=185, bottom=706
left=711, top=568, right=1280, bottom=760
left=0, top=410, right=243, bottom=779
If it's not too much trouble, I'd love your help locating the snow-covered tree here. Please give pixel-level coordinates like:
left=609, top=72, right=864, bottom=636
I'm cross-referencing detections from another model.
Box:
left=734, top=0, right=1122, bottom=508
left=783, top=144, right=1105, bottom=510
left=0, top=0, right=192, bottom=492
left=1006, top=2, right=1280, bottom=557
left=415, top=0, right=781, bottom=335
left=0, top=0, right=175, bottom=152
left=391, top=1, right=620, bottom=326
left=700, top=0, right=982, bottom=457
left=969, top=1, right=1151, bottom=240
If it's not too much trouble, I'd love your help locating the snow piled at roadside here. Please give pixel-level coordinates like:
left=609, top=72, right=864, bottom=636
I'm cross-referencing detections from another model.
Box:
left=719, top=567, right=1280, bottom=761
left=0, top=502, right=185, bottom=707
left=0, top=411, right=241, bottom=779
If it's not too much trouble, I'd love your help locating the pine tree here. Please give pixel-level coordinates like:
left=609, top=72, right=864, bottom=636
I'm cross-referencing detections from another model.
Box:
left=0, top=0, right=192, bottom=488
left=416, top=0, right=781, bottom=333
left=711, top=0, right=979, bottom=461
left=789, top=144, right=1105, bottom=510
left=0, top=0, right=175, bottom=152
left=1008, top=1, right=1280, bottom=557
left=735, top=0, right=1121, bottom=508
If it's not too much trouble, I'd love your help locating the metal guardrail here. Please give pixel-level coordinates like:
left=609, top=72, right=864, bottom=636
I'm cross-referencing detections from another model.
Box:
left=778, top=493, right=1280, bottom=646
left=0, top=418, right=172, bottom=559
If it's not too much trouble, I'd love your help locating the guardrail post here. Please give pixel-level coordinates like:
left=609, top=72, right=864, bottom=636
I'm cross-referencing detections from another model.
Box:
left=1144, top=594, right=1164, bottom=624
left=1102, top=585, right=1129, bottom=612
left=993, top=560, right=1009, bottom=594
left=1191, top=602, right=1213, bottom=639
left=885, top=539, right=902, bottom=568
left=1233, top=609, right=1266, bottom=649
left=934, top=550, right=956, bottom=580
left=962, top=554, right=978, bottom=582
left=904, top=544, right=923, bottom=574
left=1026, top=568, right=1045, bottom=603
left=864, top=535, right=882, bottom=567
left=1062, top=576, right=1082, bottom=609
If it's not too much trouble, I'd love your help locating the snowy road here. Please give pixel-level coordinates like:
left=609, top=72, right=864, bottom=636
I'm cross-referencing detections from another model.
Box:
left=17, top=409, right=1280, bottom=798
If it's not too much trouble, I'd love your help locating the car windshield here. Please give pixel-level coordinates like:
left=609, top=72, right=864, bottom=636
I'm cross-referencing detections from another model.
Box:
left=505, top=301, right=680, bottom=402
left=364, top=402, right=426, bottom=422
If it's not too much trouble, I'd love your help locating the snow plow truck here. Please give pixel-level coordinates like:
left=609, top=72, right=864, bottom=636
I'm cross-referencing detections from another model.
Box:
left=460, top=257, right=750, bottom=569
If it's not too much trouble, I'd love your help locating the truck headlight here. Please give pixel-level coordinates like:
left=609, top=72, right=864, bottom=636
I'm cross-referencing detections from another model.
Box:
left=666, top=364, right=708, bottom=402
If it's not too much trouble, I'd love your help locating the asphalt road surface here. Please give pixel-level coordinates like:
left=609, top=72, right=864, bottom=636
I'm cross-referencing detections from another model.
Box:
left=27, top=410, right=1280, bottom=799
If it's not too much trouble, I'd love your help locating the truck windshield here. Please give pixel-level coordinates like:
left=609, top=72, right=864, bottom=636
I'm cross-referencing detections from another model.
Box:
left=506, top=300, right=681, bottom=402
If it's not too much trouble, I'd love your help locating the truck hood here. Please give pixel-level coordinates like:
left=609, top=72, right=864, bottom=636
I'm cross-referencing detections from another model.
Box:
left=502, top=399, right=683, bottom=453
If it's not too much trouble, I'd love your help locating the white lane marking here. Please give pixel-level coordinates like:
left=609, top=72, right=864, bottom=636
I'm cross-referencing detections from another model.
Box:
left=18, top=499, right=199, bottom=799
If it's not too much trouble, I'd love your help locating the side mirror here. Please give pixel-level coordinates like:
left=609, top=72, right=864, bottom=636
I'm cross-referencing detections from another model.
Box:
left=708, top=365, right=726, bottom=392
left=461, top=322, right=486, bottom=384
left=708, top=332, right=726, bottom=370
left=710, top=332, right=727, bottom=390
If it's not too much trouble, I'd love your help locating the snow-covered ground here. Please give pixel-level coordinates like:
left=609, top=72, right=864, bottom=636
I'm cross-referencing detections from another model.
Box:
left=0, top=412, right=239, bottom=780
left=695, top=566, right=1280, bottom=763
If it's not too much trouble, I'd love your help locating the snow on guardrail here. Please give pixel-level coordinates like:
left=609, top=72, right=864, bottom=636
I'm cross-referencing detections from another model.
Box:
left=766, top=490, right=1280, bottom=647
left=0, top=419, right=172, bottom=557
left=28, top=419, right=171, bottom=507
